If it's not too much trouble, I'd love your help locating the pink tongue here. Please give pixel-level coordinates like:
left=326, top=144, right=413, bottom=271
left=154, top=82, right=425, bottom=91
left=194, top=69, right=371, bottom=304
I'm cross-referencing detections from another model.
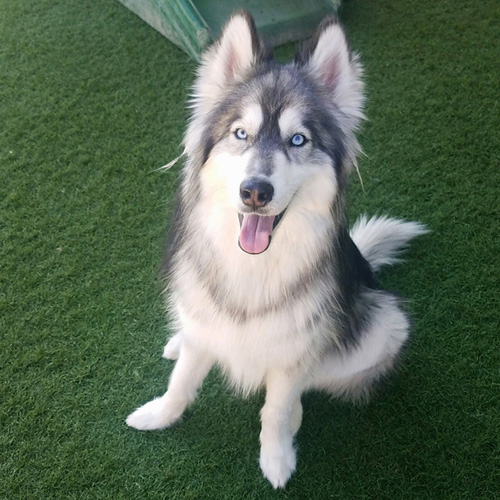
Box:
left=239, top=214, right=275, bottom=254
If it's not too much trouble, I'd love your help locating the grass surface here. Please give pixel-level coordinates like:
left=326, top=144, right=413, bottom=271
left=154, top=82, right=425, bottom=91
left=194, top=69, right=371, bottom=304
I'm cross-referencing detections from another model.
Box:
left=1, top=0, right=499, bottom=498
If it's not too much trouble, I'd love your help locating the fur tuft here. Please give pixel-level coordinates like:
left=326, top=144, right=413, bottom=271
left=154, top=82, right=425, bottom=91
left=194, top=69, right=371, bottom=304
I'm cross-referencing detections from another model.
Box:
left=351, top=216, right=428, bottom=272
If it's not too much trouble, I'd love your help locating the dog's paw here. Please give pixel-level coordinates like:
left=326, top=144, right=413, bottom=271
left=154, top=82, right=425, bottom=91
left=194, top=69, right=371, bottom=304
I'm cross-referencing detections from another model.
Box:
left=126, top=396, right=184, bottom=430
left=259, top=443, right=296, bottom=489
left=162, top=334, right=182, bottom=360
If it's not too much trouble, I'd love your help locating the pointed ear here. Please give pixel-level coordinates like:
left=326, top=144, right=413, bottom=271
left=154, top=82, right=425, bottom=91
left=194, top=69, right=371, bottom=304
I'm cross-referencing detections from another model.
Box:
left=296, top=17, right=365, bottom=132
left=194, top=11, right=266, bottom=112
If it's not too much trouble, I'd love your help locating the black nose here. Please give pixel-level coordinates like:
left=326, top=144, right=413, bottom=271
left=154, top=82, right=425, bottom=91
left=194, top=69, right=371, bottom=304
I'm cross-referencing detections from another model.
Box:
left=239, top=179, right=274, bottom=209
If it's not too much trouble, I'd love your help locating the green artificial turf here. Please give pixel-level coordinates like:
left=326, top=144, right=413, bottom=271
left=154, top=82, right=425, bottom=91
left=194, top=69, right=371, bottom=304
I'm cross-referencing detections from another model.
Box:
left=1, top=0, right=499, bottom=498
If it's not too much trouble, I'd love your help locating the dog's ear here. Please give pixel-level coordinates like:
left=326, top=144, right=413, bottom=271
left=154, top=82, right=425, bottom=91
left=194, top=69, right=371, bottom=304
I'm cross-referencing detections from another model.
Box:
left=296, top=17, right=365, bottom=132
left=194, top=11, right=266, bottom=112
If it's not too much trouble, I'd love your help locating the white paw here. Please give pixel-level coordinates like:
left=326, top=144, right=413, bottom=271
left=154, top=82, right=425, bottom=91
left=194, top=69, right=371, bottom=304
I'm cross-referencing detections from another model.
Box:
left=162, top=334, right=182, bottom=360
left=126, top=396, right=184, bottom=430
left=259, top=444, right=296, bottom=489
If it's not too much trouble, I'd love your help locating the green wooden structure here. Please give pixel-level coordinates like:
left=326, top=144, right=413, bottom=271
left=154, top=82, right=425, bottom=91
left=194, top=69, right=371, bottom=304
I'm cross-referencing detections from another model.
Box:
left=116, top=0, right=340, bottom=61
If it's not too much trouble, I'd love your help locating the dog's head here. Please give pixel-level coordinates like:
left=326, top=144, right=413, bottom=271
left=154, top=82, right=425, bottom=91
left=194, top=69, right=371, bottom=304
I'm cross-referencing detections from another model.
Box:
left=184, top=11, right=364, bottom=254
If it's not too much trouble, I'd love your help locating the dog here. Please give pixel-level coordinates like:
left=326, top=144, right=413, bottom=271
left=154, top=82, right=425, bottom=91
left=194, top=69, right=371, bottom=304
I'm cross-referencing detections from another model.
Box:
left=126, top=11, right=427, bottom=488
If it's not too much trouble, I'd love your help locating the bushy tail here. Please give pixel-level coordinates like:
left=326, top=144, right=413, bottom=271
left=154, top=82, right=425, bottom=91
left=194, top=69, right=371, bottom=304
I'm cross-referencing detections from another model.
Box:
left=350, top=215, right=428, bottom=273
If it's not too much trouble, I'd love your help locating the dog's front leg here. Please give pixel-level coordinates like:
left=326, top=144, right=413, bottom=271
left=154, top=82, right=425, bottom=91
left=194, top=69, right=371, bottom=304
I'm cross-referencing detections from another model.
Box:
left=259, top=369, right=304, bottom=489
left=126, top=342, right=213, bottom=430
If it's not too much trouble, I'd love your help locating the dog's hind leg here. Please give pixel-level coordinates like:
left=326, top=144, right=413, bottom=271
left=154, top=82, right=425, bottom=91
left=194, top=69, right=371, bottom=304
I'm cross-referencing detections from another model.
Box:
left=127, top=342, right=213, bottom=430
left=162, top=332, right=182, bottom=360
left=312, top=291, right=410, bottom=401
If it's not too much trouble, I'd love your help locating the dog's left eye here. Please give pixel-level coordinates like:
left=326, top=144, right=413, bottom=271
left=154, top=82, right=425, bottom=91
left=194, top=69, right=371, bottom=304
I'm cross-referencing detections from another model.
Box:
left=291, top=134, right=307, bottom=147
left=235, top=128, right=248, bottom=140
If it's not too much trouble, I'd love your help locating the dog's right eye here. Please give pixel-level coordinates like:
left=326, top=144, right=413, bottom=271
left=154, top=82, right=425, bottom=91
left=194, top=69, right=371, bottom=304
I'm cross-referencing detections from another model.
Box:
left=234, top=128, right=248, bottom=140
left=291, top=134, right=307, bottom=147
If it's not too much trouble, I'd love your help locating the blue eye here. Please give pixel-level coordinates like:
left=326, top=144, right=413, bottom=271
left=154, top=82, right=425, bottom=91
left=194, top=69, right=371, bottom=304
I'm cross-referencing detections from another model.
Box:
left=235, top=128, right=248, bottom=140
left=291, top=134, right=306, bottom=147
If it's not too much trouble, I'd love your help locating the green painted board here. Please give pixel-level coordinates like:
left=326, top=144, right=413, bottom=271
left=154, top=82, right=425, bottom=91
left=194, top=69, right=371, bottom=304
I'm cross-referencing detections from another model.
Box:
left=116, top=0, right=340, bottom=61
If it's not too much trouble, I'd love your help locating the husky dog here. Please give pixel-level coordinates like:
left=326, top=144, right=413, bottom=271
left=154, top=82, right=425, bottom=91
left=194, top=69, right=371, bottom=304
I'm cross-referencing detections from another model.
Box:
left=127, top=11, right=426, bottom=488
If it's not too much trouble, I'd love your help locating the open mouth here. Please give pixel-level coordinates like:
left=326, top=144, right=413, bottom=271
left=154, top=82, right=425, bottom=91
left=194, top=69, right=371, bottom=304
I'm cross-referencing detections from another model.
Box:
left=237, top=209, right=287, bottom=255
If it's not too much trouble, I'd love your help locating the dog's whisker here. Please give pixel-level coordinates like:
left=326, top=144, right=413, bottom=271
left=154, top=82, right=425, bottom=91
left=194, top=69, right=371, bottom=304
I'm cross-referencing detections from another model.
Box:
left=149, top=150, right=186, bottom=174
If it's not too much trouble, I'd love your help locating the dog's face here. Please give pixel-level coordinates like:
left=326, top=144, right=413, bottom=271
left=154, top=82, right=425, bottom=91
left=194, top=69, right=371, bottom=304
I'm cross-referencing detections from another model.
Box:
left=184, top=12, right=364, bottom=254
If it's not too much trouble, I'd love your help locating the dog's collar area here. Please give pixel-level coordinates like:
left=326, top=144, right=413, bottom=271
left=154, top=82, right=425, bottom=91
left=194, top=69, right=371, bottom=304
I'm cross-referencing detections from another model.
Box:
left=237, top=208, right=287, bottom=255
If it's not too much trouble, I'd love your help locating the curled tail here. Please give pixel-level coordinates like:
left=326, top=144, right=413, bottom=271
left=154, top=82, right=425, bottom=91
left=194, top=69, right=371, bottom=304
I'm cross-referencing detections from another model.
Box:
left=350, top=215, right=428, bottom=273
